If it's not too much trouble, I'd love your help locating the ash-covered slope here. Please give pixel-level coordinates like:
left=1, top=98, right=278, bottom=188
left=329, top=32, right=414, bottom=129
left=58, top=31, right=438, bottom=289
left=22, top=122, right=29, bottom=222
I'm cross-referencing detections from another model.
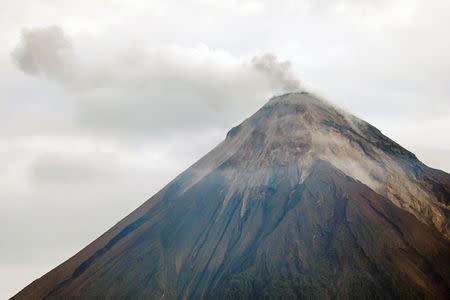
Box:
left=13, top=92, right=450, bottom=300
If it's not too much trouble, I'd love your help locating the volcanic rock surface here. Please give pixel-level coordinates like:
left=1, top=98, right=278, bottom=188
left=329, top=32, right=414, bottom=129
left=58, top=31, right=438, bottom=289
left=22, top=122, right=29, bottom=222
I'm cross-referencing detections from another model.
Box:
left=12, top=92, right=450, bottom=299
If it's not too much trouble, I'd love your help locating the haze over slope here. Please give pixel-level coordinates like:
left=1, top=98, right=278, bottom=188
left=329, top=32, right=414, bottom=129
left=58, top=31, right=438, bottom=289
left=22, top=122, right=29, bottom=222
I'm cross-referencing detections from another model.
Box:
left=12, top=92, right=450, bottom=300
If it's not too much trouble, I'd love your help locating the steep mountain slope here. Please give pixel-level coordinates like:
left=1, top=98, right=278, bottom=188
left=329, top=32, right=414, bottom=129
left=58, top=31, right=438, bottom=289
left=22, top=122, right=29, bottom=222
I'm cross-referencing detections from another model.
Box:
left=12, top=92, right=450, bottom=299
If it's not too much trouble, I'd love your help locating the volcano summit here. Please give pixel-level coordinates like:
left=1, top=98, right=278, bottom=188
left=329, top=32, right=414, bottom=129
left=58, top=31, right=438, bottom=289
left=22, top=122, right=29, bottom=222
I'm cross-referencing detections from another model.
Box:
left=13, top=92, right=450, bottom=299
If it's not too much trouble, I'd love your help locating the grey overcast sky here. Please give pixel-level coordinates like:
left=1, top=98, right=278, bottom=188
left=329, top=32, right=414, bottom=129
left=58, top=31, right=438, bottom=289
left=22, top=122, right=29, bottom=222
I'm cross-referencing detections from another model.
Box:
left=1, top=0, right=449, bottom=298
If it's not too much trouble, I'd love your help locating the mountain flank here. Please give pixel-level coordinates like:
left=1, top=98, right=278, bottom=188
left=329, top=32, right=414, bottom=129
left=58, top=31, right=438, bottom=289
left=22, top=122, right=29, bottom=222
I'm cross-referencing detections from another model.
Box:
left=12, top=92, right=450, bottom=300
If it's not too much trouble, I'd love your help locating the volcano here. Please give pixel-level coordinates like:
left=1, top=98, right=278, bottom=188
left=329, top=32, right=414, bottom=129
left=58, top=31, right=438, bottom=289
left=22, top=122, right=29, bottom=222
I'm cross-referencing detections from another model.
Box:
left=13, top=92, right=450, bottom=299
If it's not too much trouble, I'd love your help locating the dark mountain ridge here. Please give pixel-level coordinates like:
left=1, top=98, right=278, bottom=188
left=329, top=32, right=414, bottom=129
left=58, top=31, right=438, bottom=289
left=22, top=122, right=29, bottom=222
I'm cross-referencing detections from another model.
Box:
left=12, top=92, right=450, bottom=299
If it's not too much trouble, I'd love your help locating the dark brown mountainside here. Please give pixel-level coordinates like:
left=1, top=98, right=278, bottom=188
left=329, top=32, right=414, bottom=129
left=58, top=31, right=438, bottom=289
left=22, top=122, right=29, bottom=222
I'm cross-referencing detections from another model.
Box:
left=12, top=92, right=450, bottom=299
